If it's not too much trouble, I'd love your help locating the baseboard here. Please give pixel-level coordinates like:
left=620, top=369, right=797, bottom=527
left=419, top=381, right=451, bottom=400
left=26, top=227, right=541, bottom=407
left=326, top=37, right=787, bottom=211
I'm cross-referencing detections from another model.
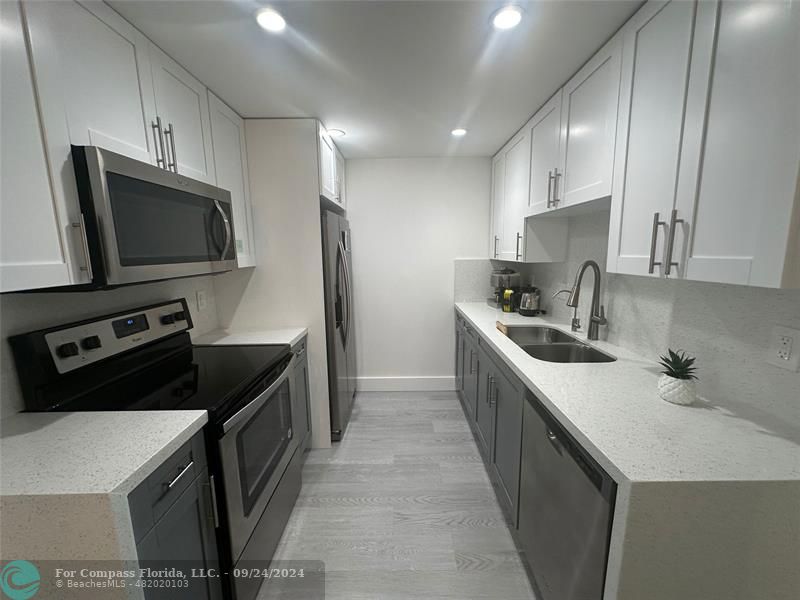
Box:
left=356, top=376, right=456, bottom=392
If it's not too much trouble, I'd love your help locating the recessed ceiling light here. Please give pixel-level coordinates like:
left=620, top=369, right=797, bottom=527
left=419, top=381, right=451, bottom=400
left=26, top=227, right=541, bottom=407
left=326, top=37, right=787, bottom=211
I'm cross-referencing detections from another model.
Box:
left=256, top=8, right=286, bottom=33
left=451, top=128, right=468, bottom=137
left=327, top=129, right=346, bottom=138
left=492, top=6, right=523, bottom=30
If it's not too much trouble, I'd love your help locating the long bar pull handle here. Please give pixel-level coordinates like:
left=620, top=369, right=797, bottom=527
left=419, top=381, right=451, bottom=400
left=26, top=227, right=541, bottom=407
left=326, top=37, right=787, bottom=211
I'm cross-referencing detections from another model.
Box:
left=165, top=461, right=194, bottom=491
left=71, top=214, right=93, bottom=281
left=489, top=377, right=496, bottom=406
left=469, top=350, right=476, bottom=374
left=164, top=123, right=178, bottom=173
left=547, top=170, right=554, bottom=208
left=553, top=168, right=561, bottom=204
left=153, top=117, right=167, bottom=170
left=648, top=212, right=666, bottom=274
left=208, top=474, right=220, bottom=528
left=664, top=209, right=685, bottom=276
left=214, top=200, right=232, bottom=259
left=515, top=232, right=523, bottom=261
left=493, top=235, right=499, bottom=259
left=151, top=118, right=166, bottom=168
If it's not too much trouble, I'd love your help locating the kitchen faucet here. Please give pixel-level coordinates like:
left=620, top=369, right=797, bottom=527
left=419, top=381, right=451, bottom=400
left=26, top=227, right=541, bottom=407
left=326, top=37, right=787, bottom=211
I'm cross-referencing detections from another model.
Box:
left=553, top=260, right=607, bottom=340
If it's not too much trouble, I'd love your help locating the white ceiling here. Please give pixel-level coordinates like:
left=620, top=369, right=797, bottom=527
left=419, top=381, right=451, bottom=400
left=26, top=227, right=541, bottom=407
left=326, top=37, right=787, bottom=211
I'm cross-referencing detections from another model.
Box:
left=110, top=0, right=642, bottom=158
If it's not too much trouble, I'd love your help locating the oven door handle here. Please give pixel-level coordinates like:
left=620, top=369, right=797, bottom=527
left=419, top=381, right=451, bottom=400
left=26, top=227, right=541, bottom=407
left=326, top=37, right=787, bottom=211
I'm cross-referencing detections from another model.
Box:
left=222, top=354, right=297, bottom=434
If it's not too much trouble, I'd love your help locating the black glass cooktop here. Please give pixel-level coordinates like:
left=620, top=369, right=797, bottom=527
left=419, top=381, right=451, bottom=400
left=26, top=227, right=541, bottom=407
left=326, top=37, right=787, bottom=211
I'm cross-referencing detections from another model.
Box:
left=49, top=342, right=291, bottom=422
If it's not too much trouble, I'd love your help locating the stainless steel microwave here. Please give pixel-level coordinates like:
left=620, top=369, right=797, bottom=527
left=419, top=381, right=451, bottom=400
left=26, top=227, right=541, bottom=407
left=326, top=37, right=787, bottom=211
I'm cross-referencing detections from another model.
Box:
left=69, top=145, right=237, bottom=289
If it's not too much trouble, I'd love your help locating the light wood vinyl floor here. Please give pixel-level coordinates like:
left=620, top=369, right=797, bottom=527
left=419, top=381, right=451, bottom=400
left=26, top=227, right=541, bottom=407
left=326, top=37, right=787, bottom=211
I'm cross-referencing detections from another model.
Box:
left=260, top=391, right=537, bottom=600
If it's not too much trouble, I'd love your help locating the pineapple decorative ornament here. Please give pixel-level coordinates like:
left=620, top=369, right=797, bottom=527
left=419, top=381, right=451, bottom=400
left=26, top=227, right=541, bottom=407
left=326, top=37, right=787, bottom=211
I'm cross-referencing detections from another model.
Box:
left=657, top=349, right=698, bottom=405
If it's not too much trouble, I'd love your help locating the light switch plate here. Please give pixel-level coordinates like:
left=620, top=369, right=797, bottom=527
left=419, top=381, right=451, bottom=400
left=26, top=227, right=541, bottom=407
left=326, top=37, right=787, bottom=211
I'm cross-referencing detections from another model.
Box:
left=196, top=290, right=208, bottom=312
left=766, top=325, right=800, bottom=371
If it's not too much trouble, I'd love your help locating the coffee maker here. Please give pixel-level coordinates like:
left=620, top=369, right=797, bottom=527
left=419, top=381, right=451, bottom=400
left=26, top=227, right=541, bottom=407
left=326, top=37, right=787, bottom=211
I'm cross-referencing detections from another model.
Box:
left=489, top=269, right=521, bottom=311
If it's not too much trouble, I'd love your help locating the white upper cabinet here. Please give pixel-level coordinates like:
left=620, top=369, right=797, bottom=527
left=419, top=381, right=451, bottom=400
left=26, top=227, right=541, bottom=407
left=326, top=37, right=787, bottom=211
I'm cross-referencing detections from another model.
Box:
left=318, top=123, right=338, bottom=203
left=334, top=147, right=346, bottom=207
left=0, top=0, right=76, bottom=292
left=528, top=91, right=563, bottom=215
left=607, top=0, right=699, bottom=277
left=148, top=44, right=216, bottom=184
left=24, top=0, right=157, bottom=165
left=675, top=0, right=800, bottom=288
left=500, top=132, right=531, bottom=261
left=208, top=92, right=255, bottom=268
left=558, top=36, right=622, bottom=209
left=608, top=0, right=800, bottom=288
left=490, top=155, right=506, bottom=259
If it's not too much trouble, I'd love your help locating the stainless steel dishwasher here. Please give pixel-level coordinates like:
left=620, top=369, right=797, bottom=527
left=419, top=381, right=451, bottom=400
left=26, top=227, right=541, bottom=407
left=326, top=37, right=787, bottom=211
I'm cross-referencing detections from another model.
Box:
left=518, top=391, right=616, bottom=600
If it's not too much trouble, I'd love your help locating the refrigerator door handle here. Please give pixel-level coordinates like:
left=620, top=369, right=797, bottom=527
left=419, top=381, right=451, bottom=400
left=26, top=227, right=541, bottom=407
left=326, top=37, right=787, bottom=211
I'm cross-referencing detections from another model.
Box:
left=339, top=239, right=352, bottom=345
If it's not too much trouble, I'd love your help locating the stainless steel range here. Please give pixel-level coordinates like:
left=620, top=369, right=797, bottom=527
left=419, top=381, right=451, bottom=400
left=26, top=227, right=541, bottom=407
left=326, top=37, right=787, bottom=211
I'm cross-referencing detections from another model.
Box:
left=9, top=299, right=302, bottom=600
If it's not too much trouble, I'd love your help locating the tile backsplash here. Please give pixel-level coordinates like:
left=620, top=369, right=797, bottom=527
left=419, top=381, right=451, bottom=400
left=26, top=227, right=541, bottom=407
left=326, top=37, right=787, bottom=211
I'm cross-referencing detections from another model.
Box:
left=455, top=211, right=800, bottom=431
left=0, top=276, right=220, bottom=416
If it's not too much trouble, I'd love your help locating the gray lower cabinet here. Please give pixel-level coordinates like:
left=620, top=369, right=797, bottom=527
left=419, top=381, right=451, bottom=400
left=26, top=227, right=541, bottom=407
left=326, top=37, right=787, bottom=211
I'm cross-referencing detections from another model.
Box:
left=129, top=431, right=222, bottom=600
left=454, top=317, right=524, bottom=525
left=455, top=318, right=465, bottom=393
left=290, top=336, right=311, bottom=451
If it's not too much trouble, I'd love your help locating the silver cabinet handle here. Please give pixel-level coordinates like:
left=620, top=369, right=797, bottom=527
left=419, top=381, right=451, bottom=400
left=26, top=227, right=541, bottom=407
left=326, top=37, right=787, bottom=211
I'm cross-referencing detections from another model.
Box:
left=515, top=232, right=523, bottom=261
left=489, top=378, right=496, bottom=406
left=493, top=235, right=499, bottom=258
left=547, top=170, right=554, bottom=208
left=552, top=168, right=561, bottom=204
left=164, top=122, right=177, bottom=173
left=296, top=347, right=306, bottom=357
left=152, top=117, right=167, bottom=169
left=469, top=350, right=476, bottom=374
left=71, top=214, right=93, bottom=281
left=648, top=212, right=666, bottom=274
left=487, top=375, right=494, bottom=404
left=208, top=474, right=220, bottom=528
left=664, top=209, right=685, bottom=276
left=165, top=460, right=194, bottom=491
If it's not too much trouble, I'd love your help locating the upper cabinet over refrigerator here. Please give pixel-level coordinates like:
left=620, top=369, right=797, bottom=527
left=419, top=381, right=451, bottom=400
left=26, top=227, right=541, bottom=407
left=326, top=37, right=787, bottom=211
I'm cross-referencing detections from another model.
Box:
left=607, top=0, right=800, bottom=288
left=318, top=122, right=345, bottom=208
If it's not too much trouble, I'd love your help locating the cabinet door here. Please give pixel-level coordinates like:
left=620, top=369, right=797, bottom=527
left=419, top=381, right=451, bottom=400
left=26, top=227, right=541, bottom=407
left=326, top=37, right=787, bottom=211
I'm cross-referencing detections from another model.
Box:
left=489, top=154, right=505, bottom=259
left=500, top=133, right=531, bottom=262
left=528, top=91, right=563, bottom=215
left=558, top=35, right=622, bottom=208
left=335, top=147, right=346, bottom=207
left=607, top=0, right=698, bottom=277
left=454, top=322, right=464, bottom=394
left=136, top=470, right=222, bottom=600
left=24, top=0, right=157, bottom=164
left=463, top=333, right=479, bottom=421
left=676, top=0, right=800, bottom=287
left=474, top=348, right=494, bottom=458
left=490, top=365, right=522, bottom=524
left=318, top=125, right=337, bottom=201
left=0, top=0, right=73, bottom=292
left=149, top=44, right=216, bottom=184
left=208, top=92, right=255, bottom=267
left=290, top=346, right=311, bottom=448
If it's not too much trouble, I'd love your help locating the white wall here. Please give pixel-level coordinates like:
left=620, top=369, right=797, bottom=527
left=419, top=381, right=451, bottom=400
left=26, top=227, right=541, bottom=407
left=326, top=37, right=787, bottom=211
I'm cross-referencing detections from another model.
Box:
left=0, top=276, right=220, bottom=416
left=347, top=157, right=491, bottom=390
left=213, top=119, right=332, bottom=449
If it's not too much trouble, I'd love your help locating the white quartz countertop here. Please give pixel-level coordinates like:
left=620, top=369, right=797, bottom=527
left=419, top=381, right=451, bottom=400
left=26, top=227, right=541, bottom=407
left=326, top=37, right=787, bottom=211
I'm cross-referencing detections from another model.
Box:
left=0, top=410, right=207, bottom=496
left=456, top=302, right=800, bottom=483
left=193, top=327, right=307, bottom=348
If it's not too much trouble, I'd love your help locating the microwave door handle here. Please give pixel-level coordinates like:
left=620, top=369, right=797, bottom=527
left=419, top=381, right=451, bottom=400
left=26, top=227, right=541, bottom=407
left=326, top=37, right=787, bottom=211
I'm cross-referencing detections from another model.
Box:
left=222, top=355, right=297, bottom=434
left=214, top=200, right=232, bottom=259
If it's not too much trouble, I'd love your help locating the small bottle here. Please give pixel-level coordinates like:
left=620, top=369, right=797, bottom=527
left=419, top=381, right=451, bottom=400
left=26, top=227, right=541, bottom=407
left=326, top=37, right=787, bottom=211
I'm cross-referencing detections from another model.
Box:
left=502, top=288, right=514, bottom=313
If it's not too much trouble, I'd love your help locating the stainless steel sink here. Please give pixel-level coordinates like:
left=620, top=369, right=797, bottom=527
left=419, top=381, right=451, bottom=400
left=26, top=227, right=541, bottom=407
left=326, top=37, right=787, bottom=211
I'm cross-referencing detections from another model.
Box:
left=503, top=326, right=578, bottom=345
left=500, top=325, right=616, bottom=363
left=520, top=343, right=616, bottom=363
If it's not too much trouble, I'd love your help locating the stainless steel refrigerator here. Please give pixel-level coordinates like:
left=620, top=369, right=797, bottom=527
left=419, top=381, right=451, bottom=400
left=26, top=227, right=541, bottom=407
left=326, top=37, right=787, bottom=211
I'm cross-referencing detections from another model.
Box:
left=322, top=209, right=357, bottom=441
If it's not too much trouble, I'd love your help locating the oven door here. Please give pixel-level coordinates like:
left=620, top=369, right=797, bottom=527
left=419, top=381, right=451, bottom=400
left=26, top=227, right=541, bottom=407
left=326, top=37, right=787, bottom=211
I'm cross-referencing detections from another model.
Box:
left=75, top=145, right=237, bottom=286
left=219, top=354, right=298, bottom=562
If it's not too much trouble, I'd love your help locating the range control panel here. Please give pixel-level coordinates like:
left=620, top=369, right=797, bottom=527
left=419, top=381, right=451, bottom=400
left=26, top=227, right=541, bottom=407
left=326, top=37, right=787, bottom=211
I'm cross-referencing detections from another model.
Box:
left=44, top=300, right=191, bottom=374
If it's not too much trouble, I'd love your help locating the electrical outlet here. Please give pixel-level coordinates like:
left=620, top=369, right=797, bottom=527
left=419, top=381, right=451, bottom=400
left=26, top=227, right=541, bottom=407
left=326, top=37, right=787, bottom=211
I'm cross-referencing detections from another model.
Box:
left=196, top=290, right=208, bottom=312
left=766, top=325, right=800, bottom=371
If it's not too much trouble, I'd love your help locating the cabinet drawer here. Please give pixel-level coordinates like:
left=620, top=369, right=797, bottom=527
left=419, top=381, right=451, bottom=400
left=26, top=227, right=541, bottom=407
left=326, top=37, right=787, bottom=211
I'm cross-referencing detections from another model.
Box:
left=129, top=431, right=207, bottom=542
